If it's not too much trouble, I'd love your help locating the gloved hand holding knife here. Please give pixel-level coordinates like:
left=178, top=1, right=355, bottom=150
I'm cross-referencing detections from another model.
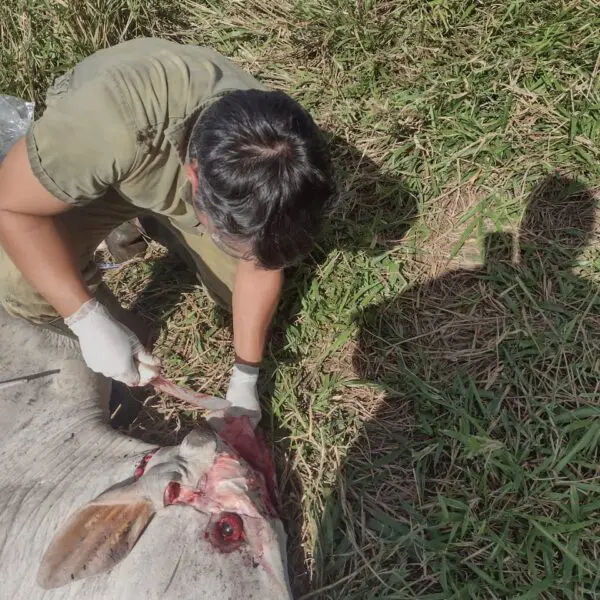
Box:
left=65, top=297, right=261, bottom=426
left=65, top=298, right=160, bottom=387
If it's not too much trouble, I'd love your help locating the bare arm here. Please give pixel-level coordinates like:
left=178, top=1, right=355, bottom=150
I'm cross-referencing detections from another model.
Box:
left=232, top=259, right=283, bottom=365
left=0, top=138, right=91, bottom=317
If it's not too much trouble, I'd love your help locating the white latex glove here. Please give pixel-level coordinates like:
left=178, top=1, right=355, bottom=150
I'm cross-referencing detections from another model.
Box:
left=206, top=364, right=261, bottom=431
left=65, top=298, right=160, bottom=386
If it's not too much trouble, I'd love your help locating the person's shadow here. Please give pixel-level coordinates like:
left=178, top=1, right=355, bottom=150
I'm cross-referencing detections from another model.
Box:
left=317, top=173, right=600, bottom=597
left=109, top=132, right=418, bottom=596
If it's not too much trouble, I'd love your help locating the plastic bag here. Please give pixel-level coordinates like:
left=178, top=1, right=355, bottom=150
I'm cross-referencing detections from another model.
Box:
left=0, top=95, right=35, bottom=162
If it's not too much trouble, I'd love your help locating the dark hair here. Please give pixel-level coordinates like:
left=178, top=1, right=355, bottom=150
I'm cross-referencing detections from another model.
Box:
left=187, top=89, right=337, bottom=269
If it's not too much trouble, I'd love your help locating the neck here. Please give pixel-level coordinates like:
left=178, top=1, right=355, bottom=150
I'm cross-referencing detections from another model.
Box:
left=0, top=310, right=154, bottom=599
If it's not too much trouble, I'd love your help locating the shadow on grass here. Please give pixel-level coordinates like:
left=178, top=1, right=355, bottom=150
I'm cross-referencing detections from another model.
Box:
left=106, top=132, right=418, bottom=596
left=316, top=173, right=600, bottom=598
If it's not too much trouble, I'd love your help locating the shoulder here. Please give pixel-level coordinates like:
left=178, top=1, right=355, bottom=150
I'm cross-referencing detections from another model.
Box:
left=71, top=38, right=269, bottom=125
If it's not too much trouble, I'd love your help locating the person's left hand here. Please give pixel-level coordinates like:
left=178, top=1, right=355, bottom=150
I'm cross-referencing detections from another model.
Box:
left=206, top=364, right=261, bottom=431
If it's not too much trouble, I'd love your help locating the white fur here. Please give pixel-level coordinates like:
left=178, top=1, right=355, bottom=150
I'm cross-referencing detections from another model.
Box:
left=0, top=309, right=291, bottom=599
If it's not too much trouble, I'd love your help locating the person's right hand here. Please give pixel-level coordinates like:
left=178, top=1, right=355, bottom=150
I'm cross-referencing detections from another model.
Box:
left=65, top=298, right=160, bottom=386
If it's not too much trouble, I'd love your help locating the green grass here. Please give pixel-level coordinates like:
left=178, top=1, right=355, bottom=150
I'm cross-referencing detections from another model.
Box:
left=3, top=0, right=600, bottom=598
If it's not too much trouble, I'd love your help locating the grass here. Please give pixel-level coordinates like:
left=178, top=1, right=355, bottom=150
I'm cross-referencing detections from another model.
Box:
left=3, top=0, right=600, bottom=597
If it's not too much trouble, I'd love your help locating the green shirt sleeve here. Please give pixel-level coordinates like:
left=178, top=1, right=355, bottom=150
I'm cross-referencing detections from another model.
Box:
left=25, top=73, right=138, bottom=207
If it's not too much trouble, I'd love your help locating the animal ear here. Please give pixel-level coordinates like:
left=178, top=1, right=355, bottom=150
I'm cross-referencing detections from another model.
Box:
left=37, top=484, right=155, bottom=590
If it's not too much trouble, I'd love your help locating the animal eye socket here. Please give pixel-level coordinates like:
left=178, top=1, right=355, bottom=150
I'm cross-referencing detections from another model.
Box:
left=218, top=513, right=243, bottom=541
left=207, top=512, right=244, bottom=552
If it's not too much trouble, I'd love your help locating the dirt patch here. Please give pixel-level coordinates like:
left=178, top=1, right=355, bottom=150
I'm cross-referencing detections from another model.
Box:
left=412, top=185, right=488, bottom=279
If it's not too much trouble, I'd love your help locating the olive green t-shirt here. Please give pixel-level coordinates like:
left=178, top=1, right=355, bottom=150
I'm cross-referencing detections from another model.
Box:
left=25, top=37, right=268, bottom=234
